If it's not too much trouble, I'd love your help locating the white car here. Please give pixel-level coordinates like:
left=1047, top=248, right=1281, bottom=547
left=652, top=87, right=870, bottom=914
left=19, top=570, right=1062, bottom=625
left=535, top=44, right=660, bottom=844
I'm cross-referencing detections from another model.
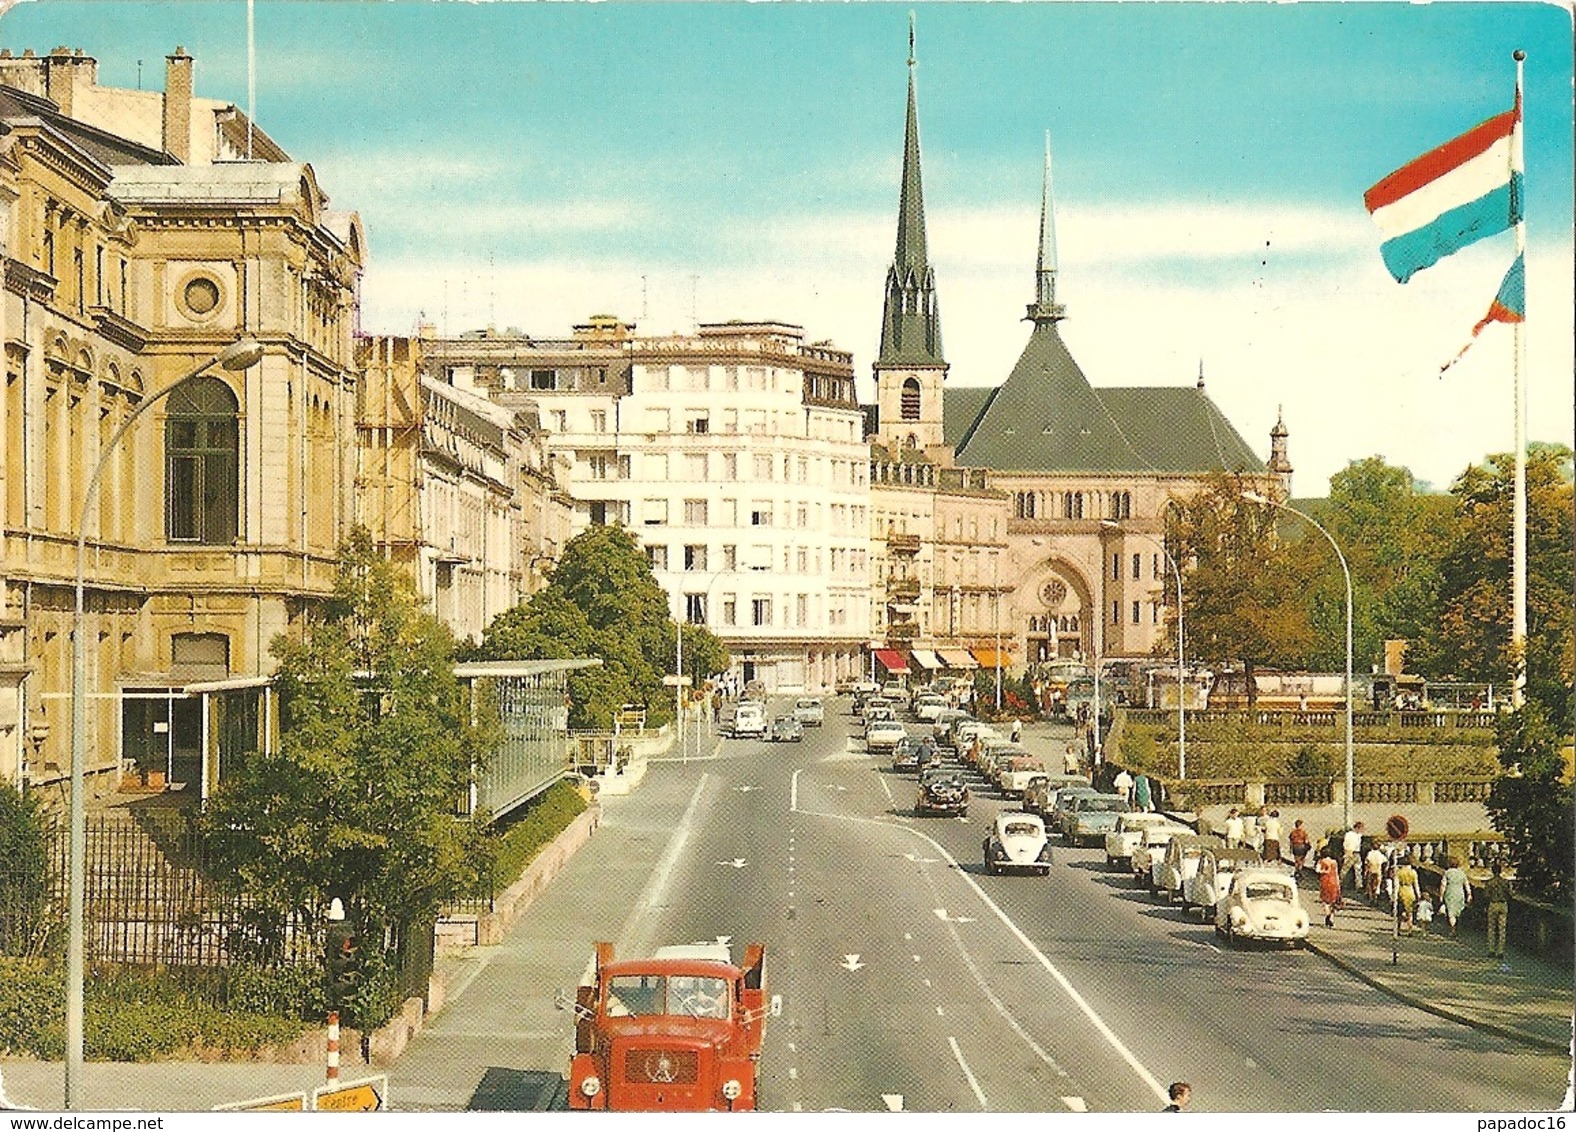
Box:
left=792, top=697, right=825, bottom=726
left=864, top=718, right=908, bottom=753
left=1105, top=811, right=1181, bottom=868
left=933, top=709, right=970, bottom=743
left=997, top=756, right=1046, bottom=799
left=913, top=695, right=948, bottom=722
left=731, top=701, right=766, bottom=738
left=983, top=812, right=1053, bottom=876
left=1133, top=823, right=1193, bottom=888
left=1181, top=846, right=1263, bottom=918
left=1215, top=867, right=1311, bottom=948
left=1154, top=833, right=1222, bottom=901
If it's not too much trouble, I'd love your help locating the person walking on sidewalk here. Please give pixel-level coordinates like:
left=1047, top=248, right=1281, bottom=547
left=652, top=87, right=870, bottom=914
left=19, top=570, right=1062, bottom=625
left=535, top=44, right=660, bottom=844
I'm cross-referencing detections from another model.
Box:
left=1113, top=767, right=1134, bottom=805
left=1480, top=861, right=1512, bottom=959
left=1439, top=857, right=1472, bottom=938
left=1224, top=808, right=1245, bottom=849
left=1343, top=822, right=1366, bottom=891
left=1011, top=719, right=1023, bottom=744
left=1261, top=809, right=1283, bottom=865
left=1134, top=772, right=1153, bottom=812
left=1316, top=850, right=1342, bottom=927
left=1394, top=854, right=1421, bottom=932
left=1288, top=819, right=1312, bottom=879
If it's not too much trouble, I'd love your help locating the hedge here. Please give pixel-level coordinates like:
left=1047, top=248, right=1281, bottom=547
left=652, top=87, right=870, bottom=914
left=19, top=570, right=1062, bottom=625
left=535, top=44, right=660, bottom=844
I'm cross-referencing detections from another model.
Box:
left=488, top=779, right=590, bottom=896
left=1118, top=723, right=1499, bottom=780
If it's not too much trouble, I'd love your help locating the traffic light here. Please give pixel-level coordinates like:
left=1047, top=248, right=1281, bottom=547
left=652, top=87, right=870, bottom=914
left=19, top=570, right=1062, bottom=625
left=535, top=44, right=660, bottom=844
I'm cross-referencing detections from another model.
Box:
left=325, top=918, right=358, bottom=1009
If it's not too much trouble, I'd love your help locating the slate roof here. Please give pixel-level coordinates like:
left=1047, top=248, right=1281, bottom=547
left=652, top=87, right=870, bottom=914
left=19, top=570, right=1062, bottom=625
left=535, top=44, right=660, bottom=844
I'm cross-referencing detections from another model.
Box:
left=947, top=321, right=1264, bottom=475
left=0, top=85, right=172, bottom=168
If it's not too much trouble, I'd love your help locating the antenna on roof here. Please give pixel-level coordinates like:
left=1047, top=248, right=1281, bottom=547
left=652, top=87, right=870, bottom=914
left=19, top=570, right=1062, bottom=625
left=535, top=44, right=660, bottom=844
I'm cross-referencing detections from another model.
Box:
left=1197, top=359, right=1205, bottom=389
left=246, top=0, right=256, bottom=159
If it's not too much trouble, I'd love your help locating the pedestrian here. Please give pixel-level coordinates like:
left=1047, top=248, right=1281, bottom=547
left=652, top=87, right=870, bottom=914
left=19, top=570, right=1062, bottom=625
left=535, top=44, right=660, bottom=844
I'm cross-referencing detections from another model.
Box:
left=1288, top=819, right=1311, bottom=879
left=1415, top=893, right=1434, bottom=931
left=1223, top=807, right=1244, bottom=849
left=1011, top=719, right=1023, bottom=744
left=1113, top=767, right=1134, bottom=805
left=1063, top=744, right=1081, bottom=776
left=1342, top=822, right=1366, bottom=891
left=1162, top=1082, right=1191, bottom=1112
left=1134, top=772, right=1153, bottom=812
left=1316, top=850, right=1342, bottom=927
left=1364, top=844, right=1388, bottom=902
left=1480, top=861, right=1512, bottom=960
left=1438, top=856, right=1472, bottom=938
left=1394, top=853, right=1420, bottom=932
left=1261, top=808, right=1283, bottom=865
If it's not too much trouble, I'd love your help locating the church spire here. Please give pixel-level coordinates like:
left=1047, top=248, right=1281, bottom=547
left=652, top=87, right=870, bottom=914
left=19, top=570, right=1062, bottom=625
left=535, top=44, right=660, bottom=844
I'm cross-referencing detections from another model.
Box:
left=878, top=11, right=944, bottom=367
left=1027, top=131, right=1066, bottom=323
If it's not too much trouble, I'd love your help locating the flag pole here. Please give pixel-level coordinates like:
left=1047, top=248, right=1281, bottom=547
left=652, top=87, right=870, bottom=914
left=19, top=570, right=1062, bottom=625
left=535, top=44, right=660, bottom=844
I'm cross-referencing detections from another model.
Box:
left=1511, top=49, right=1527, bottom=708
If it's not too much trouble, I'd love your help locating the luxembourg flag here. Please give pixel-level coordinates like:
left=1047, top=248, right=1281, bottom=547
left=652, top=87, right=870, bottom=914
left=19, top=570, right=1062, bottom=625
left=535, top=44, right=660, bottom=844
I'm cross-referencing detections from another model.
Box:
left=1439, top=253, right=1525, bottom=374
left=1364, top=96, right=1523, bottom=283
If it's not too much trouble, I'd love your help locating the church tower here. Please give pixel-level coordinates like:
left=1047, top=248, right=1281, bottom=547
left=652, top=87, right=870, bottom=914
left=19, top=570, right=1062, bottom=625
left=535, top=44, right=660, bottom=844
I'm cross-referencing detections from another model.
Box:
left=1026, top=133, right=1066, bottom=325
left=873, top=16, right=948, bottom=454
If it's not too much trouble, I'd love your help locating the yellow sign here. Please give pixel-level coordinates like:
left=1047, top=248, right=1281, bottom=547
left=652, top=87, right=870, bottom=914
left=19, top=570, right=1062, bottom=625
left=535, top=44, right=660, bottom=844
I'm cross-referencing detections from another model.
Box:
left=214, top=1091, right=308, bottom=1112
left=313, top=1075, right=388, bottom=1112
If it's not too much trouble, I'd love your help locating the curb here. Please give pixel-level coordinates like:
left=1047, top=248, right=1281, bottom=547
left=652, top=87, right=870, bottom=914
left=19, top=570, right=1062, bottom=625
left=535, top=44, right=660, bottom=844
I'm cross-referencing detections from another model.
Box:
left=1303, top=937, right=1570, bottom=1054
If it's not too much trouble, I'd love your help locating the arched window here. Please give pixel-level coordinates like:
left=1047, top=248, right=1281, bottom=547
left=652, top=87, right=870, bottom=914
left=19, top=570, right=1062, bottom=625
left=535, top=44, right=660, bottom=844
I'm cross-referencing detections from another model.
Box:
left=166, top=377, right=239, bottom=544
left=900, top=378, right=921, bottom=421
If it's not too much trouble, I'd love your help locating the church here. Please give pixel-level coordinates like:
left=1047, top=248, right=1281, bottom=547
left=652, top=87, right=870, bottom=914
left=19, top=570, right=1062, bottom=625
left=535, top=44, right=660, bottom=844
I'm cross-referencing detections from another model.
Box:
left=865, top=29, right=1292, bottom=680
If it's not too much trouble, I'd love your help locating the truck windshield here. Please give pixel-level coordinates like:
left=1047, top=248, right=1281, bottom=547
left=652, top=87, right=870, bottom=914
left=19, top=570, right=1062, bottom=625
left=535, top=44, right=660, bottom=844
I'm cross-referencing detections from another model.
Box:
left=606, top=974, right=730, bottom=1019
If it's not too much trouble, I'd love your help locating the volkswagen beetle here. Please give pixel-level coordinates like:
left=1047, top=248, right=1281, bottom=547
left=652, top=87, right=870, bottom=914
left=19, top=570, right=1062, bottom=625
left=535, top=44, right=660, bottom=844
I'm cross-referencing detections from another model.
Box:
left=1214, top=867, right=1311, bottom=948
left=983, top=811, right=1053, bottom=876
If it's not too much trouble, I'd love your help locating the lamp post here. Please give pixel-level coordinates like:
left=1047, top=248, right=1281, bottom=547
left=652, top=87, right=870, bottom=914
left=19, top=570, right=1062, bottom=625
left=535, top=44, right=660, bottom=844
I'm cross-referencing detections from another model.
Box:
left=67, top=338, right=263, bottom=1109
left=1103, top=521, right=1186, bottom=780
left=1244, top=491, right=1354, bottom=828
left=992, top=551, right=1004, bottom=711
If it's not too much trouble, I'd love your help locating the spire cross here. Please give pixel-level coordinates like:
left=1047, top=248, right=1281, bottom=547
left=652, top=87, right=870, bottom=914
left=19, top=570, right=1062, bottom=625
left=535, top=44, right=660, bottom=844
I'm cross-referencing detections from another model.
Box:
left=908, top=11, right=916, bottom=66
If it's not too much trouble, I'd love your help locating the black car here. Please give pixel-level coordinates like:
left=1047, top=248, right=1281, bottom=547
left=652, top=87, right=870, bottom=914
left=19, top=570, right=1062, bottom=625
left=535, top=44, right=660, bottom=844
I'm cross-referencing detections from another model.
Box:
left=891, top=735, right=920, bottom=772
left=915, top=769, right=970, bottom=817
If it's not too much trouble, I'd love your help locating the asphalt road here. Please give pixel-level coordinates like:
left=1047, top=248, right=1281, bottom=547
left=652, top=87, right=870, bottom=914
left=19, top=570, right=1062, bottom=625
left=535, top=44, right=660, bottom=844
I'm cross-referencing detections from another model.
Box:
left=387, top=698, right=1569, bottom=1113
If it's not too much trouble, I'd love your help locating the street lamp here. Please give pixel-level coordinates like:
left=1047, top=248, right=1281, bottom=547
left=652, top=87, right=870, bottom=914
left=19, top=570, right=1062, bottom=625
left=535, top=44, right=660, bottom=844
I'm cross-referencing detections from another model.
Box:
left=1102, top=521, right=1186, bottom=780
left=1243, top=491, right=1354, bottom=829
left=66, top=337, right=263, bottom=1109
left=992, top=551, right=1003, bottom=710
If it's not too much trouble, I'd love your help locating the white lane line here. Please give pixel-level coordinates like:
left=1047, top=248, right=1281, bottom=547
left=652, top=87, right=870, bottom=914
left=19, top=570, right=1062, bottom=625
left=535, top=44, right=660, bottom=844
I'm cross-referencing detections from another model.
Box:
left=947, top=1036, right=989, bottom=1111
left=789, top=1067, right=799, bottom=1081
left=935, top=1005, right=944, bottom=1016
left=790, top=768, right=800, bottom=812
left=879, top=776, right=895, bottom=804
left=1062, top=1096, right=1088, bottom=1112
left=882, top=1094, right=905, bottom=1112
left=620, top=772, right=711, bottom=951
left=792, top=799, right=1169, bottom=1103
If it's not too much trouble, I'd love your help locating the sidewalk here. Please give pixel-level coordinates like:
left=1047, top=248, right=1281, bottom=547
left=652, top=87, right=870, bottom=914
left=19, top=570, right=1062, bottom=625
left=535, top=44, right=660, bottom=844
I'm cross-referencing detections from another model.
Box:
left=1299, top=878, right=1572, bottom=1053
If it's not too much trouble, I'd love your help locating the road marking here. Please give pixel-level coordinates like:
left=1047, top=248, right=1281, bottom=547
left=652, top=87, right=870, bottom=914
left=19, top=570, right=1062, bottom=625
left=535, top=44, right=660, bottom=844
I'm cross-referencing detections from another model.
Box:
left=923, top=978, right=932, bottom=987
left=735, top=784, right=759, bottom=792
left=947, top=1036, right=989, bottom=1111
left=787, top=1042, right=797, bottom=1053
left=912, top=954, right=922, bottom=962
left=621, top=772, right=711, bottom=951
left=790, top=769, right=800, bottom=811
left=882, top=1094, right=905, bottom=1112
left=789, top=1067, right=799, bottom=1081
left=933, top=908, right=977, bottom=924
left=840, top=954, right=865, bottom=971
left=717, top=858, right=749, bottom=869
left=879, top=777, right=894, bottom=803
left=904, top=853, right=939, bottom=864
left=1062, top=1096, right=1088, bottom=1111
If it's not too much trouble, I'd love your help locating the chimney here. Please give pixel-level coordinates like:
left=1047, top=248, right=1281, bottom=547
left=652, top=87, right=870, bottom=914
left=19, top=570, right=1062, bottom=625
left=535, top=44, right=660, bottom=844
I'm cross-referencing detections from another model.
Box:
left=43, top=46, right=96, bottom=117
left=162, top=46, right=193, bottom=163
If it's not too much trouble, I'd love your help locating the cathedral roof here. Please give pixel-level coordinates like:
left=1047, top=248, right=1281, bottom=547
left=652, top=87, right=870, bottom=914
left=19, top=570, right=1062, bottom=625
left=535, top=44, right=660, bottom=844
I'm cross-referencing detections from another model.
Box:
left=946, top=322, right=1264, bottom=475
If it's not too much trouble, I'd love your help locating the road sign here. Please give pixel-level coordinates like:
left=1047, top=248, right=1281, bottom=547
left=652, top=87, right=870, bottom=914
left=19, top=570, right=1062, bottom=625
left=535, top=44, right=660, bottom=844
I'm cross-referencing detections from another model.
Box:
left=214, top=1091, right=308, bottom=1112
left=1386, top=814, right=1410, bottom=840
left=313, top=1075, right=388, bottom=1112
left=662, top=675, right=693, bottom=687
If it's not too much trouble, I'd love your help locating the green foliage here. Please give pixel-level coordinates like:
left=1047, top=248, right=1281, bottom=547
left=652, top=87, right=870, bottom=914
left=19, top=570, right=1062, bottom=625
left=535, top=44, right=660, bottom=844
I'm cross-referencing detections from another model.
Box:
left=1118, top=720, right=1497, bottom=780
left=0, top=784, right=53, bottom=957
left=1486, top=704, right=1574, bottom=902
left=473, top=525, right=729, bottom=729
left=202, top=528, right=492, bottom=986
left=487, top=780, right=589, bottom=895
left=224, top=961, right=328, bottom=1020
left=0, top=958, right=62, bottom=1056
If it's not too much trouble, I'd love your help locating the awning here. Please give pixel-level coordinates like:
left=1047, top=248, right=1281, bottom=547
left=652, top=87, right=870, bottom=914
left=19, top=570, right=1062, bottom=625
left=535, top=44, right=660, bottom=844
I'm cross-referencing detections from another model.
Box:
left=873, top=648, right=909, bottom=674
left=937, top=649, right=978, bottom=670
left=971, top=647, right=1012, bottom=670
left=908, top=648, right=942, bottom=670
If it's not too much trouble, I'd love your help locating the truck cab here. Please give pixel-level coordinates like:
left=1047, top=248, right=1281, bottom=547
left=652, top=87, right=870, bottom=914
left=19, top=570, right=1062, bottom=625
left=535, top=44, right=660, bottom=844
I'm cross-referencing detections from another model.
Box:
left=568, top=940, right=767, bottom=1111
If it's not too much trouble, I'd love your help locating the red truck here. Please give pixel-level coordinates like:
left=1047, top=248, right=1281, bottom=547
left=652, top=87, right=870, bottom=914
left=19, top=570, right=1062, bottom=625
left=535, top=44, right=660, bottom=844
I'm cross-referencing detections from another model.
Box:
left=566, top=940, right=768, bottom=1111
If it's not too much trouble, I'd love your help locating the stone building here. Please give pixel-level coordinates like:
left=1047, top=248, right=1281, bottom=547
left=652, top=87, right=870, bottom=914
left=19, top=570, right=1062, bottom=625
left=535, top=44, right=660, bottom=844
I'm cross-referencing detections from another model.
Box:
left=356, top=334, right=571, bottom=644
left=868, top=35, right=1289, bottom=678
left=420, top=318, right=873, bottom=692
left=0, top=48, right=362, bottom=795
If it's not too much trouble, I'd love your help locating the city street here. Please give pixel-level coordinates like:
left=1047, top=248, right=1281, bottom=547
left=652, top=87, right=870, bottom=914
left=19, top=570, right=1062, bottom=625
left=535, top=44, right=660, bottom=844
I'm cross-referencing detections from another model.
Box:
left=387, top=699, right=1567, bottom=1113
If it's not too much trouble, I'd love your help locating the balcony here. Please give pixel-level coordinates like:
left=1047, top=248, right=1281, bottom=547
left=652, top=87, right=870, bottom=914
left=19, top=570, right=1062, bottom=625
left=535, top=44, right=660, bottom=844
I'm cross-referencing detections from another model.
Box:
left=886, top=620, right=921, bottom=642
left=887, top=532, right=921, bottom=555
left=887, top=577, right=921, bottom=602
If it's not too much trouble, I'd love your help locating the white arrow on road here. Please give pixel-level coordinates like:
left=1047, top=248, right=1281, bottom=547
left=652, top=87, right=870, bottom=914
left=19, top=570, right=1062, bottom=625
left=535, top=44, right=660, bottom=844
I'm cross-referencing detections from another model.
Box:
left=933, top=908, right=977, bottom=924
left=903, top=853, right=939, bottom=864
left=822, top=784, right=848, bottom=792
left=735, top=785, right=759, bottom=793
left=840, top=954, right=865, bottom=971
left=717, top=858, right=748, bottom=869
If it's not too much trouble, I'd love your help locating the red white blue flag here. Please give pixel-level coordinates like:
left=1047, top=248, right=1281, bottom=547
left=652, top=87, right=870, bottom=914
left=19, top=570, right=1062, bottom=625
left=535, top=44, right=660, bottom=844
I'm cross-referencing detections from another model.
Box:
left=1364, top=96, right=1523, bottom=283
left=1439, top=254, right=1526, bottom=375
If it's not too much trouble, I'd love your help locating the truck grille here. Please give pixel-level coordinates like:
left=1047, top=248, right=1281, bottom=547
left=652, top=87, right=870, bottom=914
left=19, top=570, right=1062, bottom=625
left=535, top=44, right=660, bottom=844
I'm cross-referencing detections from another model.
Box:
left=624, top=1048, right=699, bottom=1085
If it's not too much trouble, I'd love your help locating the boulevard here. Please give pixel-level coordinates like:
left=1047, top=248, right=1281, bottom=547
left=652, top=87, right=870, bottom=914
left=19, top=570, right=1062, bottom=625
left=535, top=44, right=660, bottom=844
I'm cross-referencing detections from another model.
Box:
left=387, top=699, right=1566, bottom=1113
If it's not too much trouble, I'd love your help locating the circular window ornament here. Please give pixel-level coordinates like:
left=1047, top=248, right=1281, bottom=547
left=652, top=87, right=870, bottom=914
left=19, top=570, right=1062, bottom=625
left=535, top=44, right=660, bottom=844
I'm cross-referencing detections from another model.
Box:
left=183, top=276, right=221, bottom=315
left=1039, top=580, right=1067, bottom=610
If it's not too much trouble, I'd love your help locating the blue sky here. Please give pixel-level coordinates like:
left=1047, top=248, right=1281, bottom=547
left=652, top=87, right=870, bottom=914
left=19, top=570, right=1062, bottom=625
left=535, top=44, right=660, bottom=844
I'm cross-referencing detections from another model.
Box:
left=6, top=1, right=1572, bottom=492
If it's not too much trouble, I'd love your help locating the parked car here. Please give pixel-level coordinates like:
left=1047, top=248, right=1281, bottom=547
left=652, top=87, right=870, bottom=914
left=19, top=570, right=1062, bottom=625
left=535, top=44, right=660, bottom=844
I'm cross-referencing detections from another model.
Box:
left=882, top=682, right=908, bottom=703
left=915, top=768, right=969, bottom=816
left=861, top=699, right=894, bottom=724
left=1133, top=823, right=1193, bottom=889
left=864, top=718, right=908, bottom=753
left=863, top=707, right=897, bottom=734
left=1154, top=832, right=1224, bottom=902
left=768, top=715, right=804, bottom=743
left=997, top=756, right=1047, bottom=800
left=912, top=695, right=948, bottom=723
left=890, top=735, right=920, bottom=772
left=1025, top=775, right=1091, bottom=817
left=979, top=740, right=1026, bottom=788
left=983, top=811, right=1054, bottom=876
left=1048, top=786, right=1101, bottom=835
left=1105, top=811, right=1180, bottom=868
left=792, top=698, right=825, bottom=726
left=731, top=701, right=766, bottom=739
left=1059, top=793, right=1130, bottom=846
left=835, top=677, right=861, bottom=694
left=933, top=709, right=970, bottom=744
left=1182, top=846, right=1262, bottom=917
left=1214, top=867, right=1311, bottom=948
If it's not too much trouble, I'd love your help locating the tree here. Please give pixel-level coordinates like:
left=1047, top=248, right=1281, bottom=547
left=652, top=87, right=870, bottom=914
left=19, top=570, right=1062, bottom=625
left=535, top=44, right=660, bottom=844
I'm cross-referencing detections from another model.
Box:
left=1485, top=702, right=1573, bottom=902
left=1413, top=445, right=1574, bottom=723
left=472, top=525, right=729, bottom=729
left=203, top=528, right=493, bottom=1022
left=1167, top=474, right=1315, bottom=707
left=0, top=784, right=53, bottom=956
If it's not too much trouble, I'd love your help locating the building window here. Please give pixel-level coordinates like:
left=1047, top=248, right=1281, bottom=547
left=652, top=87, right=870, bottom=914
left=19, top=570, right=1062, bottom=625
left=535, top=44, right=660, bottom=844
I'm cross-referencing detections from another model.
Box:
left=753, top=454, right=773, bottom=481
left=683, top=498, right=708, bottom=525
left=617, top=455, right=632, bottom=479
left=165, top=377, right=239, bottom=544
left=1153, top=602, right=1160, bottom=624
left=1113, top=553, right=1121, bottom=581
left=684, top=544, right=707, bottom=571
left=752, top=597, right=772, bottom=627
left=1112, top=601, right=1120, bottom=625
left=684, top=594, right=706, bottom=624
left=751, top=505, right=771, bottom=527
left=646, top=544, right=668, bottom=571
left=590, top=409, right=607, bottom=432
left=722, top=595, right=737, bottom=625
left=644, top=499, right=667, bottom=525
left=900, top=377, right=921, bottom=420
left=1132, top=601, right=1141, bottom=625
left=586, top=454, right=609, bottom=480
left=1132, top=553, right=1141, bottom=580
left=722, top=453, right=738, bottom=480
left=550, top=410, right=567, bottom=431
left=722, top=544, right=737, bottom=571
left=686, top=412, right=709, bottom=434
left=683, top=454, right=708, bottom=481
left=530, top=369, right=556, bottom=390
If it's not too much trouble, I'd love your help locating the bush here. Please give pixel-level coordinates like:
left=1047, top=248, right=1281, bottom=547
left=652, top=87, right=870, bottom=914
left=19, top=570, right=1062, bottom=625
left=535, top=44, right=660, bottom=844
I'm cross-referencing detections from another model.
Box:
left=0, top=785, right=53, bottom=957
left=0, top=958, right=64, bottom=1057
left=488, top=780, right=589, bottom=895
left=224, top=960, right=328, bottom=1021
